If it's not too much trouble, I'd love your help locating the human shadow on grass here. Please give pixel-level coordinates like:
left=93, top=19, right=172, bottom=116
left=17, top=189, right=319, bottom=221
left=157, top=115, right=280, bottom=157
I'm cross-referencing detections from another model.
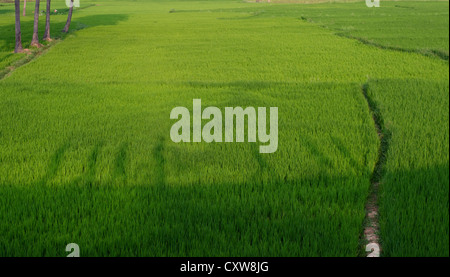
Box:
left=113, top=141, right=128, bottom=184
left=0, top=78, right=447, bottom=255
left=1, top=157, right=447, bottom=256
left=0, top=119, right=447, bottom=256
left=68, top=142, right=104, bottom=187
left=37, top=142, right=70, bottom=185
left=36, top=141, right=105, bottom=186
left=153, top=136, right=166, bottom=189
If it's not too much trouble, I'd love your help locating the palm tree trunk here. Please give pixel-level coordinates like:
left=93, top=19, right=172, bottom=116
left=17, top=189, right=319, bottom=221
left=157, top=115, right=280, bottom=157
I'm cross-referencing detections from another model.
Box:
left=43, top=0, right=51, bottom=41
left=15, top=0, right=24, bottom=53
left=62, top=0, right=74, bottom=33
left=23, top=0, right=26, bottom=17
left=30, top=0, right=41, bottom=47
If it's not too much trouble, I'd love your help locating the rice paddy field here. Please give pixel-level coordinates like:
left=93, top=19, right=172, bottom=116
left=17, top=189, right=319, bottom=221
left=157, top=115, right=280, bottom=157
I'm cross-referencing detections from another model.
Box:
left=0, top=0, right=448, bottom=257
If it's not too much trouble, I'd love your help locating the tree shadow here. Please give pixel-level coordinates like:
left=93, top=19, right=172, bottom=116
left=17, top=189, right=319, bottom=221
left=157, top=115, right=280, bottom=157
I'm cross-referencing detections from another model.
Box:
left=0, top=8, right=13, bottom=15
left=0, top=13, right=128, bottom=55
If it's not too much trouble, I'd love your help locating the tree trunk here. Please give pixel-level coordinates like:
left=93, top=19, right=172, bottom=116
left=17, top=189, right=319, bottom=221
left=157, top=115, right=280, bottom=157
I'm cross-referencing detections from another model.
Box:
left=62, top=0, right=74, bottom=33
left=14, top=0, right=23, bottom=53
left=23, top=0, right=26, bottom=17
left=43, top=0, right=51, bottom=41
left=30, top=0, right=41, bottom=47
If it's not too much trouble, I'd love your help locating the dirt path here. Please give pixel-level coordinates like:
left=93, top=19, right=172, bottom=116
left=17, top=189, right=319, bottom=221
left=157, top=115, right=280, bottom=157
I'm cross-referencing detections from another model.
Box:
left=361, top=83, right=390, bottom=257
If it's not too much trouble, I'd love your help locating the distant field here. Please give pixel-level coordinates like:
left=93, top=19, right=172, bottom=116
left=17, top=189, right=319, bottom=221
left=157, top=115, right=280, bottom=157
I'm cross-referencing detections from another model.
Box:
left=0, top=0, right=448, bottom=256
left=299, top=1, right=449, bottom=58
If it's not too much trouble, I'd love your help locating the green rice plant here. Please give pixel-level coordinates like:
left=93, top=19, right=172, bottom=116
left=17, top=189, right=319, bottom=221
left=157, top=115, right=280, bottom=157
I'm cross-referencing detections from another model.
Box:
left=367, top=79, right=449, bottom=256
left=0, top=0, right=448, bottom=256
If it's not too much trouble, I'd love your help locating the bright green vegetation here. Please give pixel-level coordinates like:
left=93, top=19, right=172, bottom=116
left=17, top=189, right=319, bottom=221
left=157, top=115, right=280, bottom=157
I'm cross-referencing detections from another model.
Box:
left=299, top=1, right=449, bottom=59
left=0, top=1, right=448, bottom=256
left=0, top=1, right=93, bottom=78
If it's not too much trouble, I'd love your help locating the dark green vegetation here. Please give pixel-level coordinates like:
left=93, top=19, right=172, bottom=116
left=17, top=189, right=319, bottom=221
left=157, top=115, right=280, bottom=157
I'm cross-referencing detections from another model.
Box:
left=0, top=1, right=448, bottom=256
left=368, top=79, right=449, bottom=256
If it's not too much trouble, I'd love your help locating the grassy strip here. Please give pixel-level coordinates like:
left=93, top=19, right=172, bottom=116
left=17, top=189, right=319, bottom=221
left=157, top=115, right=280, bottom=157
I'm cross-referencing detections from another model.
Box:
left=0, top=40, right=60, bottom=80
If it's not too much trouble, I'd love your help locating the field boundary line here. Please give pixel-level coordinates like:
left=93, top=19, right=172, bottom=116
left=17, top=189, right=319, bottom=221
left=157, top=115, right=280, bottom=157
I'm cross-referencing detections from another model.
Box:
left=0, top=39, right=62, bottom=81
left=361, top=82, right=391, bottom=257
left=298, top=17, right=449, bottom=61
left=0, top=4, right=100, bottom=81
left=336, top=33, right=449, bottom=61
